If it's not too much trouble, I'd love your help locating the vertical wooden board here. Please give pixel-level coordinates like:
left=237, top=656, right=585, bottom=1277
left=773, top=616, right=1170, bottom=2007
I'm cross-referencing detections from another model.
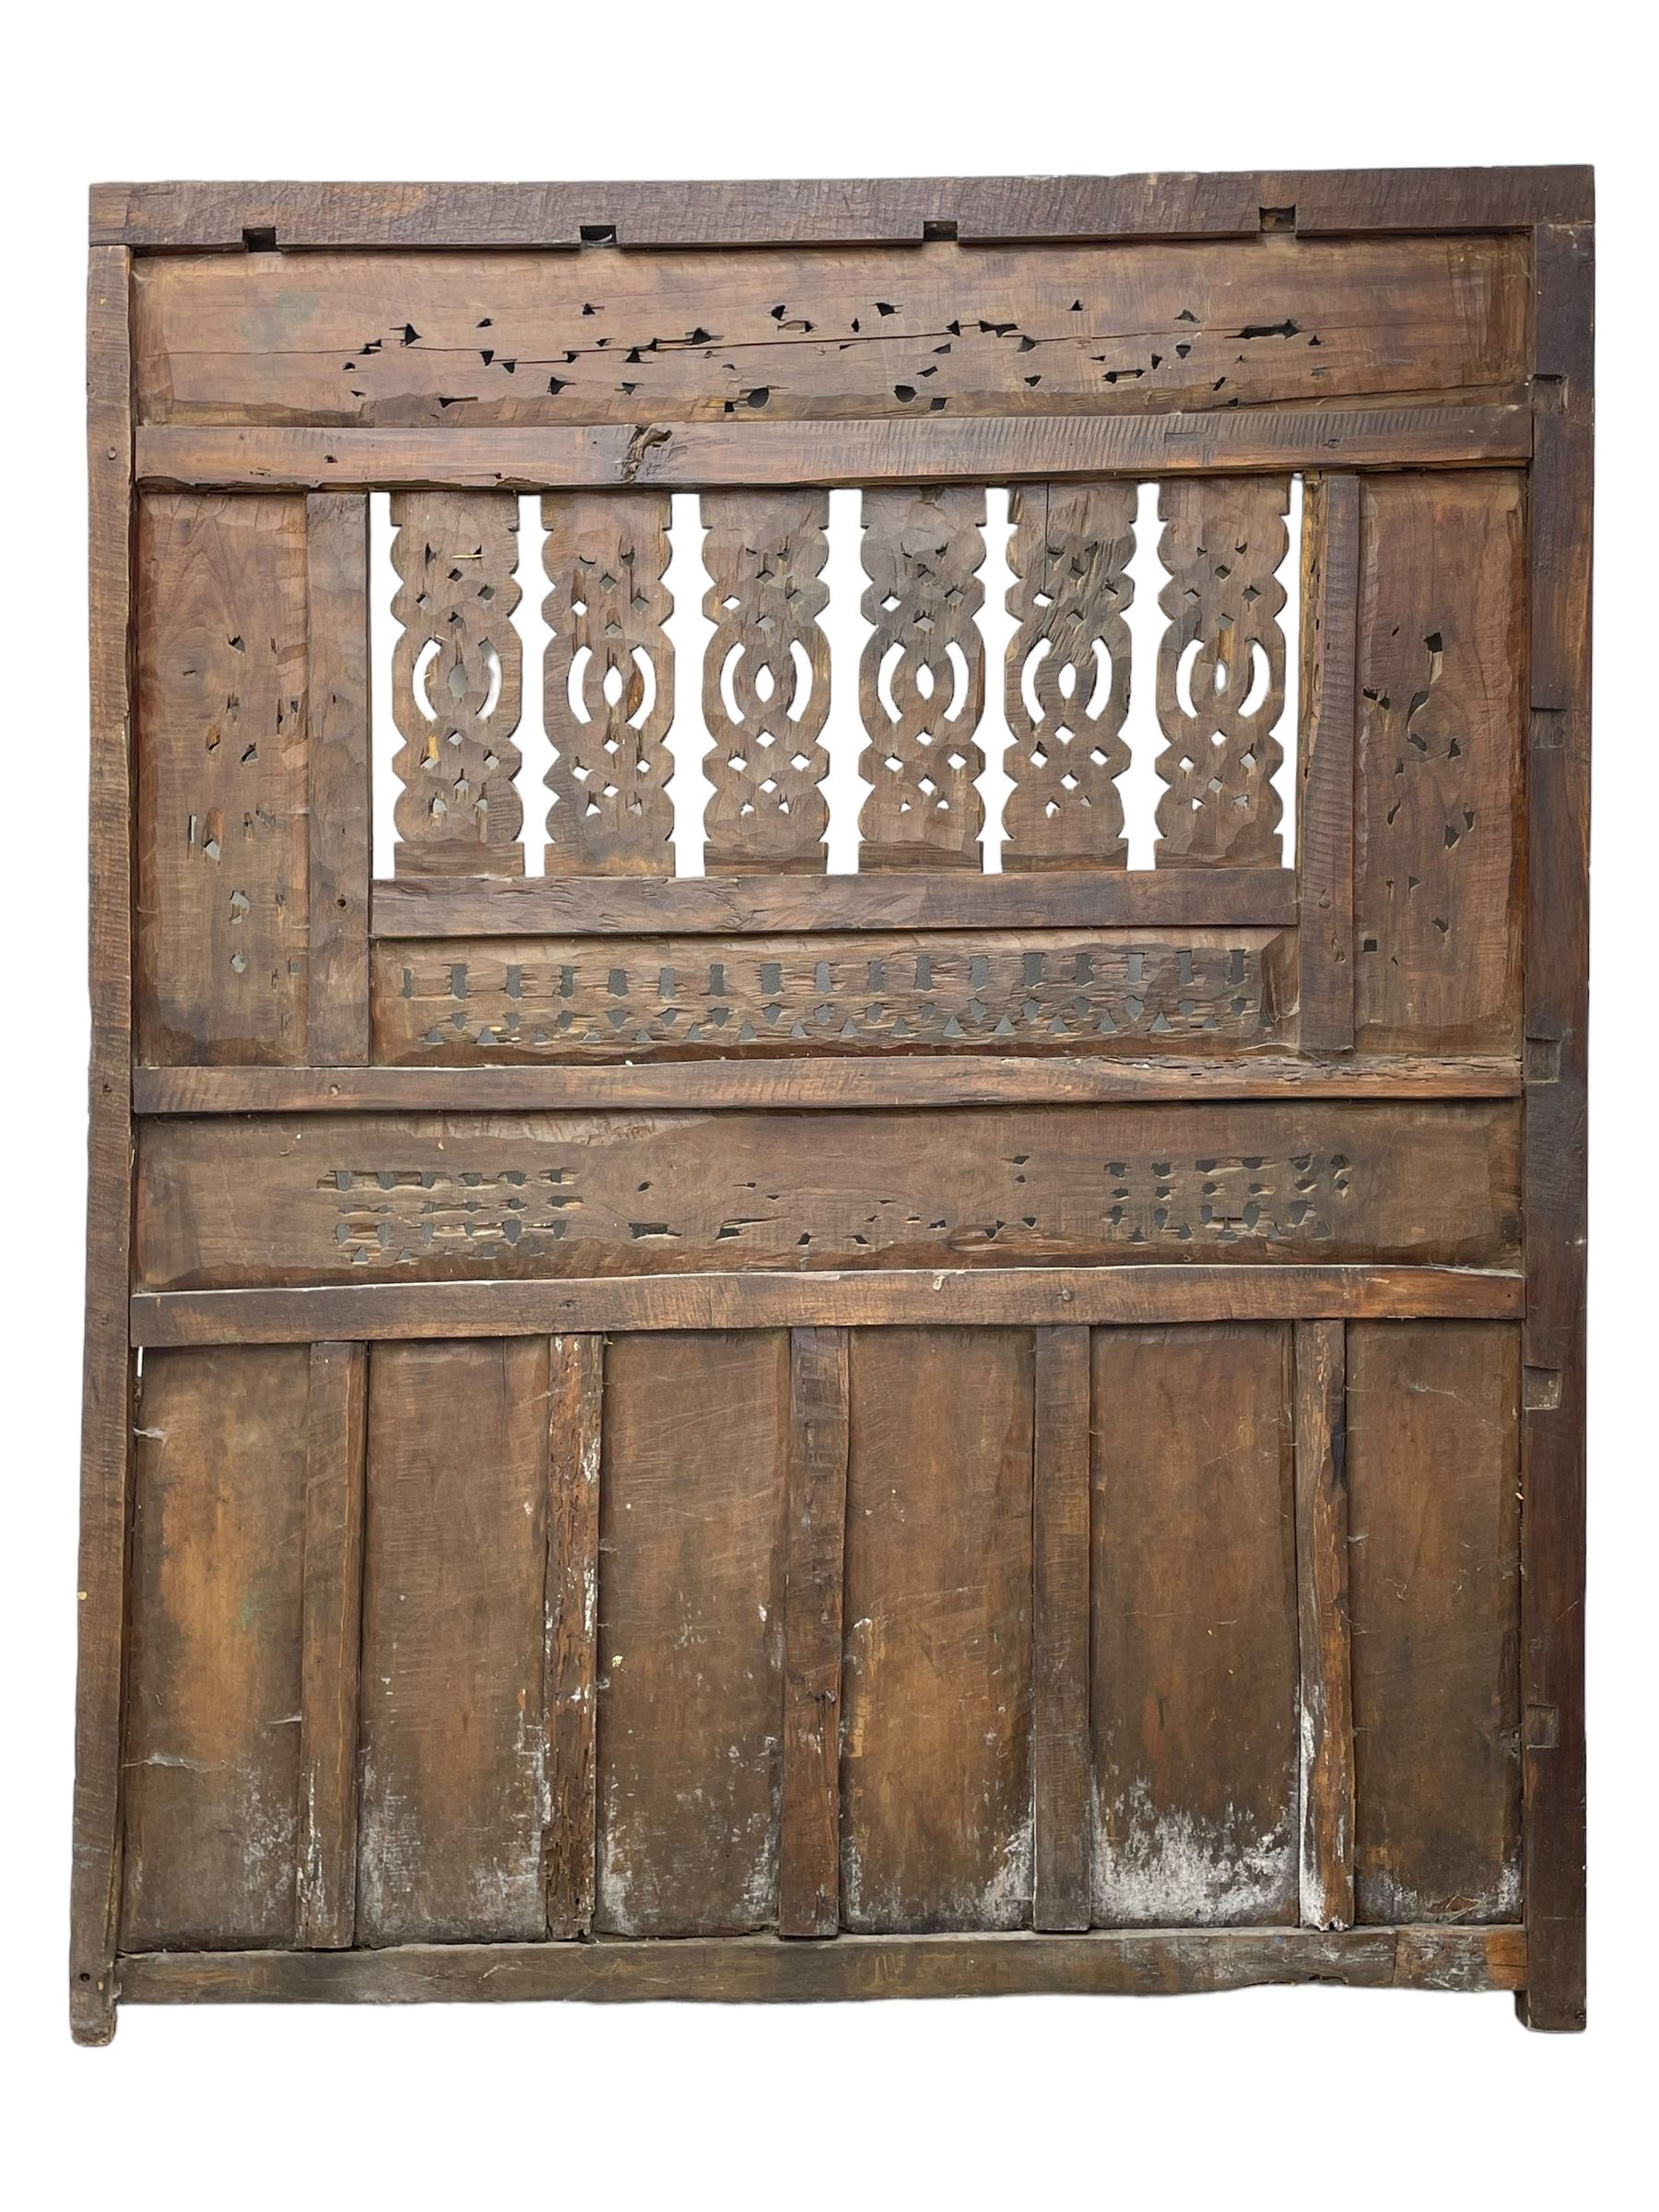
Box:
left=595, top=1333, right=789, bottom=1936
left=1032, top=1325, right=1092, bottom=1931
left=780, top=1327, right=850, bottom=1938
left=841, top=1329, right=1034, bottom=1932
left=1297, top=475, right=1360, bottom=1053
left=545, top=1334, right=603, bottom=1937
left=296, top=1341, right=367, bottom=1948
left=1354, top=472, right=1525, bottom=1054
left=1089, top=1324, right=1298, bottom=1927
left=1294, top=1318, right=1355, bottom=1929
left=357, top=1339, right=550, bottom=1945
left=304, top=493, right=371, bottom=1065
left=135, top=491, right=309, bottom=1065
left=1347, top=1322, right=1522, bottom=1924
left=122, top=1347, right=310, bottom=1951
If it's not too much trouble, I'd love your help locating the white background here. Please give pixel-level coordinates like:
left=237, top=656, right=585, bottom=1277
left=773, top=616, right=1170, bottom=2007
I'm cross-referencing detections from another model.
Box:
left=3, top=7, right=1650, bottom=2202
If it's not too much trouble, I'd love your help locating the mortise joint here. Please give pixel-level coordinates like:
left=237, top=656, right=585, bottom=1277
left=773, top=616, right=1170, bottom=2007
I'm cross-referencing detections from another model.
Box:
left=580, top=224, right=618, bottom=245
left=1532, top=372, right=1567, bottom=415
left=1259, top=206, right=1297, bottom=232
left=1524, top=1035, right=1561, bottom=1083
left=922, top=218, right=959, bottom=241
left=1524, top=1704, right=1561, bottom=1751
left=1524, top=1367, right=1563, bottom=1413
left=241, top=226, right=278, bottom=253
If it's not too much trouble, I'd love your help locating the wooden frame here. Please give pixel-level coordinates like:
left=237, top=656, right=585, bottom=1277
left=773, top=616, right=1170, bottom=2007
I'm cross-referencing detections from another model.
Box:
left=76, top=168, right=1590, bottom=2041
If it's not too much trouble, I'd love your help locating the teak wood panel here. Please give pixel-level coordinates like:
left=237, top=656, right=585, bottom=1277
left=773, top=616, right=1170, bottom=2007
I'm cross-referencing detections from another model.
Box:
left=76, top=170, right=1590, bottom=2041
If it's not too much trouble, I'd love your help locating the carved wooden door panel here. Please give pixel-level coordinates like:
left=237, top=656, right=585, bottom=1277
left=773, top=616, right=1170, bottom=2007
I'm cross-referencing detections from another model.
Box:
left=75, top=169, right=1591, bottom=2041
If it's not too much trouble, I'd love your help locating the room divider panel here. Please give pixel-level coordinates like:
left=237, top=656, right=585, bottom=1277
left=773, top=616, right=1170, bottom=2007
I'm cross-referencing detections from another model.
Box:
left=74, top=168, right=1592, bottom=2040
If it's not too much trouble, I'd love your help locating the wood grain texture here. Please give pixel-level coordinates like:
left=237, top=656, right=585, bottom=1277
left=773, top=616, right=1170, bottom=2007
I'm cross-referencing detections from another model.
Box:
left=1033, top=1326, right=1092, bottom=1930
left=1347, top=1324, right=1522, bottom=1926
left=1297, top=476, right=1360, bottom=1052
left=595, top=1334, right=788, bottom=1936
left=1294, top=1319, right=1354, bottom=1930
left=73, top=244, right=135, bottom=2044
left=841, top=1330, right=1033, bottom=1931
left=357, top=1339, right=550, bottom=1944
left=303, top=495, right=371, bottom=1062
left=1089, top=1325, right=1298, bottom=1926
left=122, top=1348, right=310, bottom=1953
left=1354, top=473, right=1525, bottom=1053
left=779, top=1329, right=850, bottom=1937
left=545, top=1334, right=602, bottom=1937
left=129, top=237, right=1527, bottom=425
left=135, top=491, right=309, bottom=1064
left=297, top=1343, right=367, bottom=1948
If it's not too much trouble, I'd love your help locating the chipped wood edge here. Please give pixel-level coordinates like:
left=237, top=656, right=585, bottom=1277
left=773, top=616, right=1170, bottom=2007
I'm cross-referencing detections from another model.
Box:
left=1297, top=476, right=1360, bottom=1052
left=304, top=494, right=372, bottom=1063
left=544, top=1335, right=603, bottom=1937
left=1294, top=1320, right=1355, bottom=1929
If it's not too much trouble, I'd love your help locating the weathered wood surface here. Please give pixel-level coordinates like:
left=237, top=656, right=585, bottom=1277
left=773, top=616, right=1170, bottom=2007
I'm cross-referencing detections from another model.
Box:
left=1293, top=1319, right=1354, bottom=1929
left=1032, top=1327, right=1092, bottom=1930
left=779, top=1329, right=850, bottom=1937
left=303, top=496, right=372, bottom=1064
left=1296, top=475, right=1360, bottom=1052
left=296, top=1342, right=367, bottom=1948
left=117, top=1924, right=1529, bottom=2006
left=130, top=1265, right=1524, bottom=1349
left=131, top=237, right=1527, bottom=426
left=135, top=406, right=1535, bottom=491
left=544, top=1334, right=602, bottom=1938
left=135, top=1101, right=1522, bottom=1290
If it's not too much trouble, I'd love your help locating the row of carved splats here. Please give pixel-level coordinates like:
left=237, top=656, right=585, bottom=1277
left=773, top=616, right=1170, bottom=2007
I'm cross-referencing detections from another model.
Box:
left=387, top=480, right=1290, bottom=878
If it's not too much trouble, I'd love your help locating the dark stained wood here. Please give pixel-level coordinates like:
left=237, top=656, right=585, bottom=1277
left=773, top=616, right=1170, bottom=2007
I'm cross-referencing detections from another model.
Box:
left=1517, top=220, right=1592, bottom=2034
left=357, top=1339, right=551, bottom=1944
left=841, top=1330, right=1034, bottom=1931
left=135, top=406, right=1535, bottom=491
left=304, top=495, right=372, bottom=1063
left=1293, top=1319, right=1354, bottom=1930
left=130, top=1265, right=1524, bottom=1349
left=594, top=1334, right=789, bottom=1936
left=1089, top=1325, right=1299, bottom=1927
left=297, top=1342, right=367, bottom=1948
left=122, top=1348, right=310, bottom=1953
left=1297, top=475, right=1360, bottom=1053
left=73, top=244, right=135, bottom=2045
left=1032, top=1326, right=1092, bottom=1931
left=544, top=1334, right=603, bottom=1937
left=1347, top=1324, right=1522, bottom=1926
left=779, top=1329, right=850, bottom=1937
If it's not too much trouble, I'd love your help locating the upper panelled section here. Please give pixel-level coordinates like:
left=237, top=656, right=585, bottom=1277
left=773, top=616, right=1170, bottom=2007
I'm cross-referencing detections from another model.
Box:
left=130, top=237, right=1528, bottom=427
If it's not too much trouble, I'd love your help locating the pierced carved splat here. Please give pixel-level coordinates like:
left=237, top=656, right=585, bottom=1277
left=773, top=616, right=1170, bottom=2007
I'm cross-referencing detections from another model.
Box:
left=1004, top=483, right=1136, bottom=871
left=701, top=493, right=832, bottom=875
left=542, top=493, right=675, bottom=877
left=389, top=491, right=524, bottom=877
left=857, top=488, right=987, bottom=871
left=1154, top=477, right=1289, bottom=869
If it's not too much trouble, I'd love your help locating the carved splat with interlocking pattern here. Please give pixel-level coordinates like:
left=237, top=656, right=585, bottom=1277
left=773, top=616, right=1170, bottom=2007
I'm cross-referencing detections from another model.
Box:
left=1004, top=482, right=1136, bottom=870
left=389, top=491, right=524, bottom=877
left=542, top=493, right=675, bottom=877
left=1154, top=477, right=1288, bottom=868
left=701, top=492, right=832, bottom=875
left=857, top=488, right=987, bottom=870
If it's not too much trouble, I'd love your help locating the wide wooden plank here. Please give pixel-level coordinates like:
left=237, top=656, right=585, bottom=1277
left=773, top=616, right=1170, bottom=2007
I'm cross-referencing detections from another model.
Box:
left=780, top=1329, right=850, bottom=1938
left=135, top=1101, right=1522, bottom=1291
left=1347, top=1323, right=1522, bottom=1925
left=371, top=929, right=1288, bottom=1065
left=122, top=1347, right=310, bottom=1953
left=1354, top=472, right=1526, bottom=1053
left=1294, top=1319, right=1355, bottom=1929
left=135, top=491, right=309, bottom=1064
left=841, top=1330, right=1033, bottom=1931
left=357, top=1339, right=551, bottom=1944
left=117, top=1924, right=1530, bottom=2006
left=135, top=406, right=1534, bottom=491
left=544, top=1335, right=602, bottom=1938
left=296, top=1342, right=367, bottom=1948
left=304, top=495, right=371, bottom=1063
left=1032, top=1326, right=1092, bottom=1931
left=1297, top=475, right=1360, bottom=1052
left=1089, top=1324, right=1299, bottom=1925
left=131, top=1265, right=1524, bottom=1347
left=595, top=1334, right=789, bottom=1936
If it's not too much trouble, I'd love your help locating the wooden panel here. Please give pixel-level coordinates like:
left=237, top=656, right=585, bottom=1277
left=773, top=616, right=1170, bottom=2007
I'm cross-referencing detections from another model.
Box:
left=1297, top=476, right=1361, bottom=1053
left=135, top=1101, right=1521, bottom=1291
left=296, top=1342, right=367, bottom=1948
left=1032, top=1326, right=1092, bottom=1930
left=135, top=492, right=308, bottom=1065
left=122, top=1347, right=309, bottom=1950
left=357, top=1340, right=550, bottom=1944
left=594, top=1334, right=789, bottom=1936
left=841, top=1330, right=1033, bottom=1931
left=371, top=930, right=1288, bottom=1064
left=1089, top=1324, right=1298, bottom=1926
left=545, top=1334, right=602, bottom=1938
left=780, top=1329, right=850, bottom=1937
left=303, top=495, right=371, bottom=1064
left=1354, top=473, right=1524, bottom=1053
left=1347, top=1323, right=1522, bottom=1924
left=1294, top=1319, right=1354, bottom=1929
left=130, top=237, right=1528, bottom=425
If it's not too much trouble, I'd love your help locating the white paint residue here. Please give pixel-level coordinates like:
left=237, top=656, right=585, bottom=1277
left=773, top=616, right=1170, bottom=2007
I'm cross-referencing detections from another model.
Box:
left=1092, top=1774, right=1293, bottom=1926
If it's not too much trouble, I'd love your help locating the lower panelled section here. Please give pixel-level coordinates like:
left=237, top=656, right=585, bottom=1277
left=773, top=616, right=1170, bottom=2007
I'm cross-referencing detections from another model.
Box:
left=119, top=1322, right=1523, bottom=1971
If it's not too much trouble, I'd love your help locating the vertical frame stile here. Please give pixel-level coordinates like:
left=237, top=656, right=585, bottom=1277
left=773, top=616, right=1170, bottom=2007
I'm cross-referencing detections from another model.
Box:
left=1297, top=475, right=1360, bottom=1053
left=1517, top=220, right=1592, bottom=2031
left=297, top=1342, right=368, bottom=1947
left=72, top=243, right=134, bottom=2046
left=779, top=1327, right=849, bottom=1937
left=545, top=1334, right=603, bottom=1937
left=1033, top=1324, right=1091, bottom=1931
left=305, top=494, right=371, bottom=1064
left=1293, top=1319, right=1355, bottom=1930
